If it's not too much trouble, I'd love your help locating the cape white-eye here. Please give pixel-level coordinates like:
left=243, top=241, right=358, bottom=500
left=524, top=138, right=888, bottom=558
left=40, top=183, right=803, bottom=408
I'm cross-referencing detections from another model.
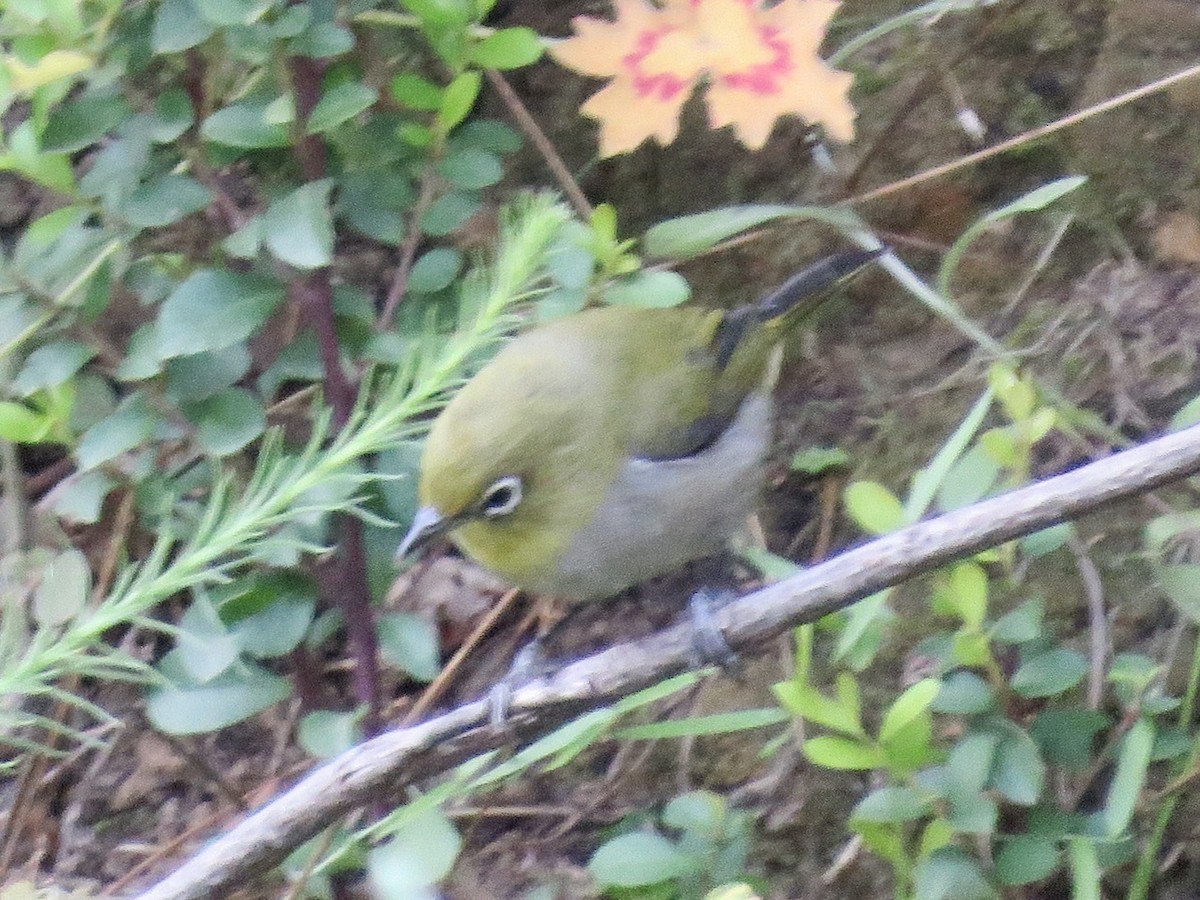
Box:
left=396, top=248, right=881, bottom=599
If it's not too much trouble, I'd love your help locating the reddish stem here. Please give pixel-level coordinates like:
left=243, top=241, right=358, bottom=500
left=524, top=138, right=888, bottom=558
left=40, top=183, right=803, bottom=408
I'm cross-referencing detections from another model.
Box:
left=288, top=39, right=383, bottom=735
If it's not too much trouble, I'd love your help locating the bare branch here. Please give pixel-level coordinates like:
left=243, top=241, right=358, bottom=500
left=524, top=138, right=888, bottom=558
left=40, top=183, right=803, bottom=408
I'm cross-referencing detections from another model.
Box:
left=134, top=423, right=1200, bottom=900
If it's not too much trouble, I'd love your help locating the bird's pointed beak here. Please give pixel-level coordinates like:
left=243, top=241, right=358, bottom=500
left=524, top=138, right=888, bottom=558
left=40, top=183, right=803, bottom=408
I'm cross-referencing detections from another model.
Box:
left=395, top=505, right=452, bottom=564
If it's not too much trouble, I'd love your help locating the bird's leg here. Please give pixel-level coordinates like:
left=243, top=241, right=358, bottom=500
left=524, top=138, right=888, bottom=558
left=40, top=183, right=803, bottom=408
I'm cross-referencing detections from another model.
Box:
left=487, top=639, right=546, bottom=727
left=686, top=587, right=740, bottom=670
left=487, top=597, right=581, bottom=727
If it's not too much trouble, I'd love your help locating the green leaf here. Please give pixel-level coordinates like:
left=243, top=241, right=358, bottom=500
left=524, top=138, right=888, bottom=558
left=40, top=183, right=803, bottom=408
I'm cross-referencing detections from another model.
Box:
left=948, top=732, right=1000, bottom=795
left=420, top=191, right=480, bottom=236
left=201, top=102, right=290, bottom=148
left=991, top=597, right=1044, bottom=644
left=1030, top=709, right=1108, bottom=772
left=990, top=726, right=1045, bottom=805
left=438, top=146, right=502, bottom=189
left=12, top=340, right=94, bottom=395
left=772, top=673, right=863, bottom=737
left=833, top=590, right=891, bottom=669
left=263, top=180, right=335, bottom=269
left=192, top=0, right=266, bottom=26
left=880, top=679, right=939, bottom=743
left=1011, top=647, right=1088, bottom=698
left=979, top=426, right=1018, bottom=467
left=644, top=204, right=802, bottom=259
left=174, top=595, right=239, bottom=682
left=883, top=711, right=935, bottom=774
left=153, top=0, right=215, bottom=52
left=408, top=247, right=463, bottom=294
left=602, top=270, right=691, bottom=308
left=589, top=831, right=694, bottom=887
left=153, top=89, right=195, bottom=143
left=804, top=735, right=883, bottom=770
left=76, top=393, right=158, bottom=468
left=1108, top=653, right=1159, bottom=694
left=851, top=786, right=930, bottom=823
left=183, top=387, right=265, bottom=456
left=0, top=295, right=45, bottom=356
left=339, top=171, right=412, bottom=243
left=1017, top=520, right=1065, bottom=556
left=854, top=821, right=907, bottom=867
left=158, top=269, right=285, bottom=358
left=939, top=177, right=1086, bottom=295
left=399, top=0, right=471, bottom=27
left=536, top=286, right=587, bottom=320
left=263, top=94, right=296, bottom=125
left=661, top=791, right=726, bottom=840
left=1103, top=718, right=1154, bottom=837
left=947, top=791, right=997, bottom=835
left=1147, top=512, right=1200, bottom=553
left=790, top=445, right=850, bottom=475
left=931, top=671, right=994, bottom=714
left=995, top=834, right=1060, bottom=885
left=223, top=214, right=263, bottom=259
left=125, top=174, right=213, bottom=227
left=437, top=70, right=481, bottom=132
left=1066, top=836, right=1101, bottom=900
left=391, top=72, right=443, bottom=110
left=146, top=663, right=290, bottom=734
left=298, top=709, right=362, bottom=758
left=289, top=22, right=354, bottom=58
left=945, top=561, right=987, bottom=629
left=368, top=809, right=462, bottom=896
left=844, top=480, right=906, bottom=534
left=306, top=82, right=378, bottom=134
left=455, top=119, right=522, bottom=154
left=1152, top=725, right=1190, bottom=762
left=166, top=344, right=252, bottom=403
left=226, top=576, right=317, bottom=658
left=1169, top=394, right=1200, bottom=432
left=48, top=470, right=114, bottom=524
left=469, top=27, right=543, bottom=69
left=936, top=443, right=1001, bottom=512
left=377, top=612, right=440, bottom=682
left=1157, top=564, right=1200, bottom=621
left=471, top=708, right=618, bottom=785
left=42, top=93, right=130, bottom=152
left=913, top=847, right=998, bottom=900
left=616, top=708, right=788, bottom=740
left=32, top=549, right=90, bottom=627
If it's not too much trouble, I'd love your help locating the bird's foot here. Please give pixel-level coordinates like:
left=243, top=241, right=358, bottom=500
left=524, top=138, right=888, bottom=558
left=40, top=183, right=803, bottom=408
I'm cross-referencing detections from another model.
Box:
left=687, top=588, right=740, bottom=671
left=487, top=638, right=550, bottom=727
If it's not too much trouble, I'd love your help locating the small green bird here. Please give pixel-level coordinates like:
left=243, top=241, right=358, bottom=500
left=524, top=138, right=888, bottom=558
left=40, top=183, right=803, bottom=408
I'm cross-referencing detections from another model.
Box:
left=396, top=248, right=881, bottom=599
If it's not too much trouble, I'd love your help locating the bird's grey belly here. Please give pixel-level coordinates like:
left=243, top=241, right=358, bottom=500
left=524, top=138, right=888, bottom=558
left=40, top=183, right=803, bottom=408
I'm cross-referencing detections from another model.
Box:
left=546, top=392, right=772, bottom=599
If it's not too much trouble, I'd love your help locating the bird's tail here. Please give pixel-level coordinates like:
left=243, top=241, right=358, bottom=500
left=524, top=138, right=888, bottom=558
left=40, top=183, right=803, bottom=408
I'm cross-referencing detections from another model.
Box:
left=712, top=246, right=885, bottom=369
left=756, top=246, right=885, bottom=321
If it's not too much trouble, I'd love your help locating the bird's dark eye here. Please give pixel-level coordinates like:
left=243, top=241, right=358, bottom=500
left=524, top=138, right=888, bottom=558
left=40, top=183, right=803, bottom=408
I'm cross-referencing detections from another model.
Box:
left=480, top=475, right=523, bottom=518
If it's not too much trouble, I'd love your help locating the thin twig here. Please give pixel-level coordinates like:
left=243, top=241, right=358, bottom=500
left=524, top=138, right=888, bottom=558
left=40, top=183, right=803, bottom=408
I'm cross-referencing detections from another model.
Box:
left=844, top=60, right=1200, bottom=208
left=287, top=36, right=380, bottom=733
left=401, top=587, right=521, bottom=725
left=484, top=69, right=592, bottom=220
left=93, top=490, right=135, bottom=602
left=1069, top=533, right=1108, bottom=711
left=0, top=358, right=28, bottom=556
left=378, top=159, right=440, bottom=332
left=134, top=422, right=1200, bottom=900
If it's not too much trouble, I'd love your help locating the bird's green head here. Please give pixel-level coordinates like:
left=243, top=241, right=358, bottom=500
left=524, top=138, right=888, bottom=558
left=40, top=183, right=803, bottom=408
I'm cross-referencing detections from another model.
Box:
left=394, top=329, right=621, bottom=590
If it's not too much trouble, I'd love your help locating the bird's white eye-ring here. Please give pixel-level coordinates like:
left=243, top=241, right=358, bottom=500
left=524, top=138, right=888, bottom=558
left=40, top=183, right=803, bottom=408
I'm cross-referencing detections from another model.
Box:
left=480, top=475, right=523, bottom=518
